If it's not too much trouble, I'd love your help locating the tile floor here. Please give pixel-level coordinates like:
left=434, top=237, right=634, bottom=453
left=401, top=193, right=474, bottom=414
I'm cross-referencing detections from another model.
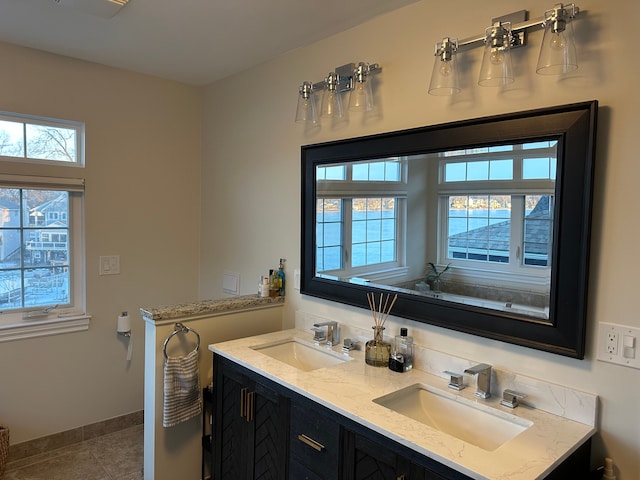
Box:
left=3, top=425, right=143, bottom=480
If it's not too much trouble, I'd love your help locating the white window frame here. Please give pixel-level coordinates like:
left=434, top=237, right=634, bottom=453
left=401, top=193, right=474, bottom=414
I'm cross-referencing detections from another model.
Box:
left=0, top=125, right=89, bottom=342
left=0, top=111, right=85, bottom=167
left=434, top=144, right=556, bottom=293
left=316, top=159, right=409, bottom=282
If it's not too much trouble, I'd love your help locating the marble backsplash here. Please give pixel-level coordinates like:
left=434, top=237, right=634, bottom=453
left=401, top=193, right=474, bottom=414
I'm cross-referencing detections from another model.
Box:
left=295, top=310, right=597, bottom=427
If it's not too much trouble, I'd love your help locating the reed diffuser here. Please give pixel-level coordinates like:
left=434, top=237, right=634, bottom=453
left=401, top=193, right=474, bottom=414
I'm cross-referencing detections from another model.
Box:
left=364, top=292, right=398, bottom=367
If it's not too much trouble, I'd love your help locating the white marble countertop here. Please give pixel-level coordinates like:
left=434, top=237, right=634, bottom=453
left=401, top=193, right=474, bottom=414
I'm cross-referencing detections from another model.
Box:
left=210, top=328, right=596, bottom=480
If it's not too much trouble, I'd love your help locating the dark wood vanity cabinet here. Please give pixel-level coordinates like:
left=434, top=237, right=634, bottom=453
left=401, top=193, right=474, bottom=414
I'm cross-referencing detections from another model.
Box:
left=212, top=354, right=590, bottom=480
left=212, top=355, right=288, bottom=480
left=213, top=355, right=469, bottom=480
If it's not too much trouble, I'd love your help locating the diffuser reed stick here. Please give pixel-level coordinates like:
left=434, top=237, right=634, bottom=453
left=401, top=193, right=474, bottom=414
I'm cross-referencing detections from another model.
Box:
left=366, top=292, right=398, bottom=330
left=365, top=292, right=397, bottom=367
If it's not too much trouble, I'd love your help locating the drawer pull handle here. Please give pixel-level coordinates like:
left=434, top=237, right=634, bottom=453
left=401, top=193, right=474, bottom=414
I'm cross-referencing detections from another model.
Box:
left=246, top=391, right=255, bottom=422
left=240, top=388, right=248, bottom=418
left=297, top=434, right=325, bottom=452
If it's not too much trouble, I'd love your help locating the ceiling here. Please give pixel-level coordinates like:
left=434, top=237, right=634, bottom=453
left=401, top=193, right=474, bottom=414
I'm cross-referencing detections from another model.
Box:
left=0, top=0, right=419, bottom=86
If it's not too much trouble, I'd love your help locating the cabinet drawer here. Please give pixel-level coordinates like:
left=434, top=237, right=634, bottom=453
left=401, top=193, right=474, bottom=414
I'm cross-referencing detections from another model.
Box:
left=290, top=400, right=340, bottom=479
left=289, top=458, right=327, bottom=480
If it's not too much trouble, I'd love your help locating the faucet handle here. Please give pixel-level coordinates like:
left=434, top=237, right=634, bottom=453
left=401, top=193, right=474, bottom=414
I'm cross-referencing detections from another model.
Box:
left=342, top=338, right=360, bottom=353
left=311, top=327, right=326, bottom=342
left=443, top=371, right=465, bottom=391
left=500, top=389, right=527, bottom=408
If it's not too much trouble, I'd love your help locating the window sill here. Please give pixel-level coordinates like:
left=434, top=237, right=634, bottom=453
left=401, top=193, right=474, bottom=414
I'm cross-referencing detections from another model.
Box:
left=0, top=314, right=91, bottom=343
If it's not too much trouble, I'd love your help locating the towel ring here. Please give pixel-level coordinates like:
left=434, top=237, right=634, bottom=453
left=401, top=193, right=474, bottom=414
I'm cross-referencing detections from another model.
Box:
left=163, top=322, right=201, bottom=360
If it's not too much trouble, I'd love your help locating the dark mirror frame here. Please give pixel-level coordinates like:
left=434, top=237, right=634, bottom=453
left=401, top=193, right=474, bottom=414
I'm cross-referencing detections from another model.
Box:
left=301, top=101, right=598, bottom=359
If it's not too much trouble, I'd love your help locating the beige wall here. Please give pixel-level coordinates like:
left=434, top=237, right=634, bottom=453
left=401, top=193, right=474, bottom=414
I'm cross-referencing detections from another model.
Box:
left=201, top=0, right=639, bottom=478
left=0, top=42, right=202, bottom=444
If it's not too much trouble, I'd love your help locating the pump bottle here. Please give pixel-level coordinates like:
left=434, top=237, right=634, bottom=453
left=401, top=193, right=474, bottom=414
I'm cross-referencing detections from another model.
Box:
left=389, top=328, right=413, bottom=372
left=277, top=259, right=286, bottom=296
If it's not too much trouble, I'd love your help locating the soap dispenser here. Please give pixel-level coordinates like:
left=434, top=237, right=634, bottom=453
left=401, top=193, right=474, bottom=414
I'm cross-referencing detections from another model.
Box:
left=389, top=328, right=413, bottom=372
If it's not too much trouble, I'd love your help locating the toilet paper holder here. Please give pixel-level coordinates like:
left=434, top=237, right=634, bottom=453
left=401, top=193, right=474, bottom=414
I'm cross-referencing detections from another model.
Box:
left=117, top=311, right=131, bottom=337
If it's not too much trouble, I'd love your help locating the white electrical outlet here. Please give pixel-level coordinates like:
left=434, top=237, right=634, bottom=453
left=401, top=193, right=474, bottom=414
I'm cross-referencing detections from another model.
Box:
left=606, top=331, right=618, bottom=355
left=597, top=322, right=640, bottom=369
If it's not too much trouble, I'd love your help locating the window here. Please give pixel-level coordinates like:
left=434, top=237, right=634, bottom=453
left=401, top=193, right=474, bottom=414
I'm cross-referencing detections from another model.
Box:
left=0, top=111, right=84, bottom=166
left=0, top=112, right=87, bottom=342
left=437, top=141, right=556, bottom=284
left=316, top=159, right=407, bottom=279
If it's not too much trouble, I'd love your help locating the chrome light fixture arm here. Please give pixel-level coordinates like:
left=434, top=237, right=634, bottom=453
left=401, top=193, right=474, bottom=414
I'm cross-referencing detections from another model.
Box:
left=428, top=3, right=581, bottom=96
left=305, top=62, right=381, bottom=94
left=455, top=3, right=580, bottom=51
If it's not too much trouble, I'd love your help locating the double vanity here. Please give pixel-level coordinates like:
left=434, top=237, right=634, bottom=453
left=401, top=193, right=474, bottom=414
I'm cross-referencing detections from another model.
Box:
left=209, top=325, right=597, bottom=480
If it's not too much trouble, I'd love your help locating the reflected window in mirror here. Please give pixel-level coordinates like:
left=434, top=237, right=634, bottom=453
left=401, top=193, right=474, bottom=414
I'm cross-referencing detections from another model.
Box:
left=314, top=141, right=558, bottom=319
left=316, top=158, right=408, bottom=281
left=433, top=141, right=557, bottom=319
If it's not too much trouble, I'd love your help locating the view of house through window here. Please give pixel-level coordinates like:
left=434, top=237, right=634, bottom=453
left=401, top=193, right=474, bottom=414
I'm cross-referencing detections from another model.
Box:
left=0, top=188, right=70, bottom=309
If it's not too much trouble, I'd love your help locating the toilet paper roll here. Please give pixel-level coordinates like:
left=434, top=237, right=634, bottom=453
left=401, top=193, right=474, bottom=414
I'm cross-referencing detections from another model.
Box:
left=117, top=312, right=131, bottom=334
left=126, top=335, right=133, bottom=361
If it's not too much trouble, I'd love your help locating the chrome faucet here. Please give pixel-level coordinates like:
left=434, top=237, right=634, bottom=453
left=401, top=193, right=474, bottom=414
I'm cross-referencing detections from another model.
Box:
left=312, top=321, right=339, bottom=346
left=464, top=363, right=492, bottom=399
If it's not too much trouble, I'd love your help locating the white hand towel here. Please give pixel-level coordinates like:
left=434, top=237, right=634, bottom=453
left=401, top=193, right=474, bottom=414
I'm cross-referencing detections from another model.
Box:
left=163, top=348, right=202, bottom=427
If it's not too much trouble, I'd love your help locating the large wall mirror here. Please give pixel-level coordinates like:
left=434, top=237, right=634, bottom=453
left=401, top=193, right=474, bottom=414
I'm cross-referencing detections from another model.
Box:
left=301, top=101, right=597, bottom=358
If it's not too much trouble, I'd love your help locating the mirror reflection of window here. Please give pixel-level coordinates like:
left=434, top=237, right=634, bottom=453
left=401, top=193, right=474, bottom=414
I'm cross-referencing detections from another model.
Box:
left=315, top=141, right=556, bottom=319
left=316, top=159, right=407, bottom=279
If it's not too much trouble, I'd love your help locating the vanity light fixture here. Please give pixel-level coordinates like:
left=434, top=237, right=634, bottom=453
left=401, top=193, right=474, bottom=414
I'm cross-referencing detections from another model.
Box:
left=320, top=72, right=343, bottom=119
left=349, top=62, right=375, bottom=112
left=427, top=3, right=580, bottom=96
left=478, top=22, right=515, bottom=87
left=428, top=38, right=461, bottom=96
left=536, top=3, right=579, bottom=74
left=295, top=81, right=318, bottom=125
left=295, top=62, right=380, bottom=125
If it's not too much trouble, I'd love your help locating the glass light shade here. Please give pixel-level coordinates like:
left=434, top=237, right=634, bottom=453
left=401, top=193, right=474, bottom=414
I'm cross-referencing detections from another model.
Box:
left=321, top=90, right=343, bottom=118
left=349, top=63, right=374, bottom=111
left=428, top=55, right=460, bottom=96
left=349, top=80, right=373, bottom=111
left=478, top=25, right=514, bottom=87
left=536, top=19, right=578, bottom=75
left=295, top=82, right=318, bottom=124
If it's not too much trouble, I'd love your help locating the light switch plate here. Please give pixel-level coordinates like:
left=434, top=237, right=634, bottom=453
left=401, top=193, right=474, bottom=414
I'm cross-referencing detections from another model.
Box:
left=294, top=268, right=300, bottom=290
left=597, top=322, right=640, bottom=369
left=99, top=255, right=120, bottom=275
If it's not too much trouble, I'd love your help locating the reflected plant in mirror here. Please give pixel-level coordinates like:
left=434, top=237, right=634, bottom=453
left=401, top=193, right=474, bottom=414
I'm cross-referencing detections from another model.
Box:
left=426, top=262, right=451, bottom=297
left=302, top=102, right=598, bottom=358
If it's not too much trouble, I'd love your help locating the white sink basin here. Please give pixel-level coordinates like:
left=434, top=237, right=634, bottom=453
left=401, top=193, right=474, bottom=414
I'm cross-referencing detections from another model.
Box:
left=251, top=338, right=351, bottom=371
left=373, top=384, right=532, bottom=451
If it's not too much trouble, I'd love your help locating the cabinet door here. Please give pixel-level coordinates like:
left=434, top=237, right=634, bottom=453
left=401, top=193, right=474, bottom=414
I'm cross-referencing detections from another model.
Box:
left=247, top=379, right=288, bottom=480
left=213, top=356, right=288, bottom=480
left=343, top=430, right=407, bottom=480
left=343, top=430, right=450, bottom=480
left=216, top=366, right=250, bottom=480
